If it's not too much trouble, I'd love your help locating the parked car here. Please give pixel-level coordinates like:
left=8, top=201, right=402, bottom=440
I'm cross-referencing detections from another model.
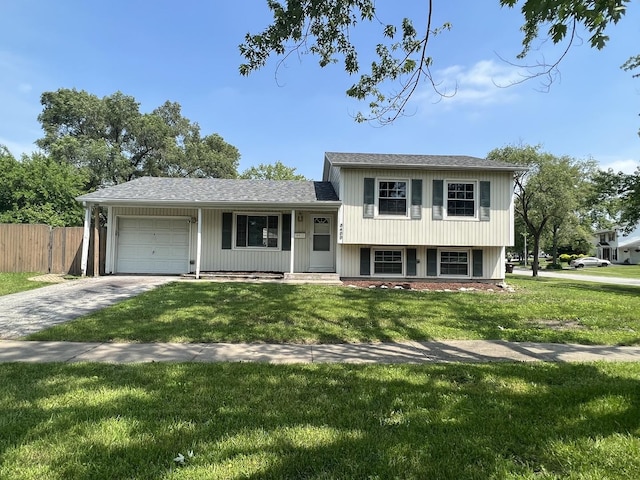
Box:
left=570, top=257, right=611, bottom=268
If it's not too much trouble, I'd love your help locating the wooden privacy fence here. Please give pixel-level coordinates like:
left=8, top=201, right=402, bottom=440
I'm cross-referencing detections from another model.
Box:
left=0, top=224, right=106, bottom=275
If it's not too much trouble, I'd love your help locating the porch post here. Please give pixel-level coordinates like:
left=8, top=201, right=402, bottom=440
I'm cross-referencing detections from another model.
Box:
left=80, top=202, right=92, bottom=277
left=195, top=208, right=202, bottom=279
left=289, top=209, right=295, bottom=274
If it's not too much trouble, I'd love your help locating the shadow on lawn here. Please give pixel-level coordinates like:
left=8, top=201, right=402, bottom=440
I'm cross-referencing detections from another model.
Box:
left=1, top=362, right=639, bottom=479
left=25, top=279, right=640, bottom=345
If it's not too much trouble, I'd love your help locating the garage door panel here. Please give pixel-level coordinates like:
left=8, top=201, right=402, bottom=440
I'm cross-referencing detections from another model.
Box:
left=116, top=217, right=190, bottom=274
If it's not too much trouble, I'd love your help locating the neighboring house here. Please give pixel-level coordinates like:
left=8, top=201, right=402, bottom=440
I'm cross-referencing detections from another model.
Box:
left=594, top=226, right=640, bottom=264
left=76, top=152, right=523, bottom=281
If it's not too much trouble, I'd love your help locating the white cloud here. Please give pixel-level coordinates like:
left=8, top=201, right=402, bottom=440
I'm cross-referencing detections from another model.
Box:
left=418, top=59, right=525, bottom=107
left=598, top=157, right=639, bottom=174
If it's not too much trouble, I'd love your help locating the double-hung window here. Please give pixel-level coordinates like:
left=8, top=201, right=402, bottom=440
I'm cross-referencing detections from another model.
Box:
left=374, top=250, right=403, bottom=275
left=378, top=180, right=407, bottom=216
left=440, top=250, right=469, bottom=276
left=446, top=182, right=476, bottom=217
left=235, top=214, right=279, bottom=248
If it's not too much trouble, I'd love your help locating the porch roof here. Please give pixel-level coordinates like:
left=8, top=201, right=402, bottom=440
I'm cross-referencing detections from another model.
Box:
left=77, top=177, right=340, bottom=208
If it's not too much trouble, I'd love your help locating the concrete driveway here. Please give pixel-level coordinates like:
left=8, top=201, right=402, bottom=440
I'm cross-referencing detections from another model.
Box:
left=0, top=276, right=176, bottom=339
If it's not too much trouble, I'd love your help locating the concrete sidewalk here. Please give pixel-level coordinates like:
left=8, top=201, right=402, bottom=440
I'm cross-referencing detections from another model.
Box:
left=2, top=340, right=640, bottom=364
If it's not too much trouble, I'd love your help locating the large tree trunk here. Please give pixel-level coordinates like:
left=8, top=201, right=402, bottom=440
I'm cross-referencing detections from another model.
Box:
left=551, top=224, right=560, bottom=265
left=531, top=236, right=541, bottom=277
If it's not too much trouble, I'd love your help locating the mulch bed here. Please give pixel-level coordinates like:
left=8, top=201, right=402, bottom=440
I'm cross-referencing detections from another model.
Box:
left=343, top=280, right=511, bottom=292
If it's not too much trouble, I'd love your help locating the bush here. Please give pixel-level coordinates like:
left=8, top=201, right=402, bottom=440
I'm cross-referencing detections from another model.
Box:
left=546, top=263, right=563, bottom=270
left=559, top=254, right=572, bottom=264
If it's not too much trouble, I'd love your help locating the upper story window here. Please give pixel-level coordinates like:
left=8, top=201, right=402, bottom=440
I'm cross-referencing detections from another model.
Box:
left=364, top=177, right=422, bottom=219
left=378, top=180, right=407, bottom=216
left=235, top=214, right=279, bottom=248
left=447, top=182, right=476, bottom=217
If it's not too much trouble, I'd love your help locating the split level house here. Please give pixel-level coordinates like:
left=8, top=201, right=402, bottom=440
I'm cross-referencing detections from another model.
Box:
left=76, top=152, right=523, bottom=281
left=594, top=226, right=640, bottom=265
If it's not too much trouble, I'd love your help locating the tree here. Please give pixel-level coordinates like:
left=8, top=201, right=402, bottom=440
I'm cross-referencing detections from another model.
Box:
left=0, top=147, right=88, bottom=226
left=240, top=160, right=308, bottom=180
left=487, top=145, right=594, bottom=276
left=588, top=168, right=640, bottom=234
left=240, top=1, right=631, bottom=124
left=37, top=89, right=240, bottom=189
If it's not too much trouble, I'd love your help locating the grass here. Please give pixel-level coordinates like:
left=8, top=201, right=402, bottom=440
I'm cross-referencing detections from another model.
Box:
left=549, top=264, right=640, bottom=278
left=1, top=361, right=639, bottom=479
left=0, top=272, right=51, bottom=296
left=26, top=277, right=640, bottom=345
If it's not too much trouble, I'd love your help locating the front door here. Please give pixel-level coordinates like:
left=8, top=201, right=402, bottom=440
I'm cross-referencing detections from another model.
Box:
left=309, top=216, right=334, bottom=272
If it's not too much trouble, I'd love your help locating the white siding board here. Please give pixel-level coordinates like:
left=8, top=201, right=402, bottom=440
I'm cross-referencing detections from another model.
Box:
left=339, top=244, right=505, bottom=280
left=340, top=168, right=514, bottom=246
left=200, top=209, right=336, bottom=273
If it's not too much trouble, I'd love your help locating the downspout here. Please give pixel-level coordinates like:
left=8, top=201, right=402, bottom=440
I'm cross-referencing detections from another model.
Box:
left=195, top=208, right=202, bottom=279
left=80, top=202, right=92, bottom=277
left=290, top=209, right=295, bottom=274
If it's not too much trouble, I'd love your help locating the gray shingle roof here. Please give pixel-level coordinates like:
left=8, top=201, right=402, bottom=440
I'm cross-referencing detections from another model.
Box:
left=77, top=177, right=340, bottom=206
left=324, top=152, right=524, bottom=171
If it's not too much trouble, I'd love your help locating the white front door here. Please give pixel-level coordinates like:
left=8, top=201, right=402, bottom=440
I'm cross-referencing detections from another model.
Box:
left=309, top=216, right=334, bottom=272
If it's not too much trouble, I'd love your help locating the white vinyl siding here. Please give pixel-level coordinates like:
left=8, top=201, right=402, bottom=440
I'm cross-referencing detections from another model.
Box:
left=338, top=245, right=506, bottom=280
left=339, top=168, right=514, bottom=247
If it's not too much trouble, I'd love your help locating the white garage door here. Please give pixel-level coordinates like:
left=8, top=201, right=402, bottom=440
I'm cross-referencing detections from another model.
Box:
left=116, top=217, right=190, bottom=274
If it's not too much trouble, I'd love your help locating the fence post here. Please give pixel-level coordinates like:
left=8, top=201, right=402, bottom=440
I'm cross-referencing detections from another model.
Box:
left=80, top=204, right=91, bottom=276
left=47, top=226, right=53, bottom=273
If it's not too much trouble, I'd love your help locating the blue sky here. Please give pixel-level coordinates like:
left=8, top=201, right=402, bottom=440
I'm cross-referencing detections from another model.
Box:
left=1, top=1, right=639, bottom=180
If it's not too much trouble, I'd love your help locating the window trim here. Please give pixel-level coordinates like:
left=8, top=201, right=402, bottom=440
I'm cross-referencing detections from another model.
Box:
left=232, top=212, right=282, bottom=251
left=372, top=248, right=405, bottom=276
left=444, top=179, right=478, bottom=220
left=438, top=248, right=471, bottom=278
left=375, top=178, right=410, bottom=218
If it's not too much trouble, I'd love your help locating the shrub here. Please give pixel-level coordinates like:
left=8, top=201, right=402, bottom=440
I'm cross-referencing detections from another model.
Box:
left=559, top=254, right=572, bottom=264
left=546, top=263, right=563, bottom=270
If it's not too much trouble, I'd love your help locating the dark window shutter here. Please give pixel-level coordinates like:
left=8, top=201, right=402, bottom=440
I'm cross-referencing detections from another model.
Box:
left=360, top=247, right=371, bottom=276
left=432, top=180, right=443, bottom=220
left=222, top=212, right=232, bottom=249
left=363, top=178, right=375, bottom=218
left=426, top=248, right=437, bottom=276
left=411, top=179, right=422, bottom=219
left=235, top=214, right=247, bottom=247
left=282, top=214, right=292, bottom=251
left=479, top=181, right=490, bottom=221
left=473, top=249, right=483, bottom=277
left=407, top=248, right=417, bottom=276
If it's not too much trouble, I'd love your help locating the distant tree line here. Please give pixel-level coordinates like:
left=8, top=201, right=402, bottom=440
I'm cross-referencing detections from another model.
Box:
left=1, top=88, right=305, bottom=227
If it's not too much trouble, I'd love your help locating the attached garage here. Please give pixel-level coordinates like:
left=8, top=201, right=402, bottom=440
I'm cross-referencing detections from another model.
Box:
left=116, top=217, right=190, bottom=274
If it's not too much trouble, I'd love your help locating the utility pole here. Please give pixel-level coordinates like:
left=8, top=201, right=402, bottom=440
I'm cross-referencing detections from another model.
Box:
left=522, top=232, right=528, bottom=267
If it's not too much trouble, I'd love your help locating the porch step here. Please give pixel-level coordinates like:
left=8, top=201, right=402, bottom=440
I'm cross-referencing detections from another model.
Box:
left=283, top=273, right=342, bottom=284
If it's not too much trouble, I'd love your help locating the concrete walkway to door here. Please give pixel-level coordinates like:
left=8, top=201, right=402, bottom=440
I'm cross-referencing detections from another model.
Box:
left=0, top=276, right=175, bottom=339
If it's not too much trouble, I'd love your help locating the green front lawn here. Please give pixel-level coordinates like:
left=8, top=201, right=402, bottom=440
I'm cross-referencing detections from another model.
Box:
left=0, top=272, right=51, bottom=296
left=27, top=277, right=640, bottom=345
left=1, top=362, right=639, bottom=479
left=551, top=264, right=640, bottom=278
